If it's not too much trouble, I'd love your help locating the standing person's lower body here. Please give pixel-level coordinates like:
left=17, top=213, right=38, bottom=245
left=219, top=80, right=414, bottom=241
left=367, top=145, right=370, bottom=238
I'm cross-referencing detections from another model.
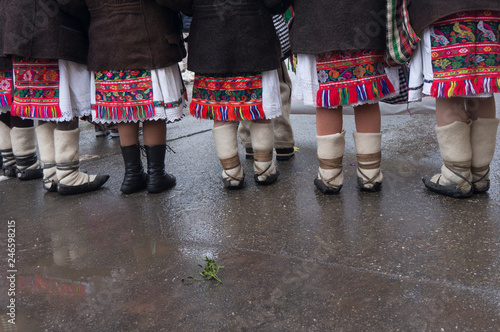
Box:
left=0, top=64, right=42, bottom=180
left=295, top=50, right=397, bottom=194
left=191, top=70, right=282, bottom=189
left=238, top=61, right=295, bottom=161
left=409, top=11, right=500, bottom=198
left=9, top=57, right=109, bottom=194
left=91, top=65, right=185, bottom=194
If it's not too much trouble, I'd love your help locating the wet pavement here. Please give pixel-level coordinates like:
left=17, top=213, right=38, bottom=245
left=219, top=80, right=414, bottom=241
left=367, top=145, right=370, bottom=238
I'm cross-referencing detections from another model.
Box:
left=1, top=95, right=500, bottom=331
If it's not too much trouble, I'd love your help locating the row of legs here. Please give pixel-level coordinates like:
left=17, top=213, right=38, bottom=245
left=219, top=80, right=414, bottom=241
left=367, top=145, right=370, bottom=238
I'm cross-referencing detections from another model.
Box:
left=0, top=115, right=109, bottom=194
left=0, top=115, right=176, bottom=195
left=423, top=97, right=499, bottom=198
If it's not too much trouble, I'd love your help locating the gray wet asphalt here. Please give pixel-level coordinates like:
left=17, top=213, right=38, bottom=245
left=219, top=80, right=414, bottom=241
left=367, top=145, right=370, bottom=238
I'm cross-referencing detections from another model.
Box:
left=1, top=101, right=500, bottom=331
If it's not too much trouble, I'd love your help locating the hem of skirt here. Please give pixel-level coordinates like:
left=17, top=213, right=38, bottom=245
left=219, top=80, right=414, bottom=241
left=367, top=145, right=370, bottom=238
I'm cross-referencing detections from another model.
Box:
left=16, top=108, right=91, bottom=122
left=190, top=101, right=267, bottom=121
left=11, top=104, right=62, bottom=118
left=0, top=94, right=12, bottom=107
left=430, top=78, right=500, bottom=98
left=316, top=77, right=396, bottom=108
left=92, top=106, right=184, bottom=124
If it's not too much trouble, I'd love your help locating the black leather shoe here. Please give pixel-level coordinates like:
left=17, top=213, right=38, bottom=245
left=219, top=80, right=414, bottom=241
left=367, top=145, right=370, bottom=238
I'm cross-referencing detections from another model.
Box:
left=58, top=174, right=110, bottom=195
left=120, top=144, right=147, bottom=194
left=145, top=145, right=176, bottom=193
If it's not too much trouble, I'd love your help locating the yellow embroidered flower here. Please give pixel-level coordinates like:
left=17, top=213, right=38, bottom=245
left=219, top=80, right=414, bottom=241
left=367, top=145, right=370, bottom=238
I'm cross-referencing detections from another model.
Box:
left=353, top=65, right=366, bottom=78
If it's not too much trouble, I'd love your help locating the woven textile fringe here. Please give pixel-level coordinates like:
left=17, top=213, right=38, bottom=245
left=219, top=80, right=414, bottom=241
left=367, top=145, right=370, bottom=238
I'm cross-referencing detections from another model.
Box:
left=11, top=105, right=61, bottom=118
left=317, top=77, right=394, bottom=108
left=93, top=103, right=155, bottom=121
left=431, top=77, right=500, bottom=98
left=190, top=102, right=265, bottom=121
left=0, top=94, right=12, bottom=107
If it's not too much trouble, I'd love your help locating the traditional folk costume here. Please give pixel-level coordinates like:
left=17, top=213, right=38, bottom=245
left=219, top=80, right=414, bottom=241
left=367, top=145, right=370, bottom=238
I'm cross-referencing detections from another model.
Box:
left=186, top=0, right=289, bottom=188
left=85, top=0, right=187, bottom=194
left=408, top=1, right=500, bottom=198
left=290, top=0, right=396, bottom=193
left=238, top=13, right=296, bottom=161
left=0, top=0, right=109, bottom=194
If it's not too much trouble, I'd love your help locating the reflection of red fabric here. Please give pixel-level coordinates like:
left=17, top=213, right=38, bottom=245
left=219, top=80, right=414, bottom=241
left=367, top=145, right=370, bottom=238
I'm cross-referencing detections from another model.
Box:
left=19, top=275, right=87, bottom=297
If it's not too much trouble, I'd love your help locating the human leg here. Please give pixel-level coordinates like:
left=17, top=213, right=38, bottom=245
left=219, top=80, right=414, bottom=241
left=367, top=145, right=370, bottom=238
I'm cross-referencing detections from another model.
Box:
left=353, top=103, right=383, bottom=191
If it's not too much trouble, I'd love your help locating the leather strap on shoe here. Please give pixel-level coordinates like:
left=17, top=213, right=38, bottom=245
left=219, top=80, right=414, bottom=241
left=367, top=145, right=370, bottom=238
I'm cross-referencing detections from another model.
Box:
left=0, top=148, right=15, bottom=166
left=317, top=156, right=343, bottom=187
left=357, top=152, right=381, bottom=185
left=254, top=149, right=272, bottom=162
left=15, top=152, right=38, bottom=168
left=318, top=156, right=342, bottom=170
left=443, top=160, right=472, bottom=189
left=220, top=155, right=240, bottom=171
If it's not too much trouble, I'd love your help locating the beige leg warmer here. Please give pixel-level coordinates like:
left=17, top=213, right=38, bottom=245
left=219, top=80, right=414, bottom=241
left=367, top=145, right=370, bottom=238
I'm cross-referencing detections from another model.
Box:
left=249, top=122, right=278, bottom=183
left=54, top=128, right=96, bottom=186
left=353, top=131, right=383, bottom=190
left=430, top=121, right=472, bottom=193
left=213, top=122, right=244, bottom=188
left=36, top=122, right=58, bottom=190
left=0, top=121, right=15, bottom=172
left=470, top=117, right=500, bottom=192
left=316, top=130, right=345, bottom=190
left=11, top=126, right=40, bottom=173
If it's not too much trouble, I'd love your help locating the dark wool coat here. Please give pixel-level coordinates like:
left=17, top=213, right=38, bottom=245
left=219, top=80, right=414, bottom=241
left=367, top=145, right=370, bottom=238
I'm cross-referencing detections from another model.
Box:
left=0, top=0, right=90, bottom=64
left=84, top=0, right=186, bottom=71
left=409, top=0, right=500, bottom=35
left=0, top=57, right=11, bottom=70
left=185, top=0, right=290, bottom=73
left=290, top=0, right=387, bottom=55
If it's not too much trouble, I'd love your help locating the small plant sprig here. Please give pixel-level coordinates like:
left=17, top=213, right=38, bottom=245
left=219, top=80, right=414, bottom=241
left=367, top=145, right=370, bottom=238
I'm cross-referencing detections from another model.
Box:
left=182, top=257, right=224, bottom=285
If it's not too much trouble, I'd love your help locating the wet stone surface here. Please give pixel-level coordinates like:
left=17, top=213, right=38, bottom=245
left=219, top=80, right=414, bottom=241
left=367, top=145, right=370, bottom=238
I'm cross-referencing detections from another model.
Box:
left=0, top=110, right=499, bottom=331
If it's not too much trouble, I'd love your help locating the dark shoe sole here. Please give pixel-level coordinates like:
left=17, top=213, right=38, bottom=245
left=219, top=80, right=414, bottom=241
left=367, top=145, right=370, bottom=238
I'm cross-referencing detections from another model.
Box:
left=254, top=170, right=279, bottom=185
left=17, top=168, right=43, bottom=181
left=58, top=175, right=110, bottom=195
left=314, top=177, right=342, bottom=194
left=422, top=177, right=473, bottom=198
left=357, top=177, right=382, bottom=192
left=222, top=176, right=245, bottom=189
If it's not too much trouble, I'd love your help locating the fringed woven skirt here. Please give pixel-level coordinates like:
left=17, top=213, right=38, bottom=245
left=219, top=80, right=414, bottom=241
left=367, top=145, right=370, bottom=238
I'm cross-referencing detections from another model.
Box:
left=0, top=69, right=13, bottom=113
left=409, top=10, right=500, bottom=101
left=190, top=70, right=282, bottom=121
left=91, top=64, right=186, bottom=124
left=9, top=57, right=91, bottom=121
left=294, top=50, right=396, bottom=108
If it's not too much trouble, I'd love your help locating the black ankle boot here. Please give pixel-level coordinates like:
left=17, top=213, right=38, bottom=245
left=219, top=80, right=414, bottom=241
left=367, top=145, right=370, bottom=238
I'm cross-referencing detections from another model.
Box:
left=120, top=144, right=147, bottom=194
left=145, top=145, right=176, bottom=193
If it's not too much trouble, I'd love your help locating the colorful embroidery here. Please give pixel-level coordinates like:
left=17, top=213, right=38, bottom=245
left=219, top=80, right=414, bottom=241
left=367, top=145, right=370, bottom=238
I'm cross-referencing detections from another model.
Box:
left=315, top=50, right=395, bottom=108
left=93, top=70, right=155, bottom=121
left=0, top=70, right=13, bottom=107
left=12, top=57, right=61, bottom=118
left=430, top=11, right=500, bottom=98
left=190, top=72, right=265, bottom=121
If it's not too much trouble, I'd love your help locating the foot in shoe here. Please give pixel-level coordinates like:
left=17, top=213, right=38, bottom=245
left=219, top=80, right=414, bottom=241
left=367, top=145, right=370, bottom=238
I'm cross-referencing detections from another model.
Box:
left=146, top=173, right=176, bottom=193
left=254, top=161, right=279, bottom=185
left=222, top=164, right=244, bottom=189
left=314, top=168, right=343, bottom=194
